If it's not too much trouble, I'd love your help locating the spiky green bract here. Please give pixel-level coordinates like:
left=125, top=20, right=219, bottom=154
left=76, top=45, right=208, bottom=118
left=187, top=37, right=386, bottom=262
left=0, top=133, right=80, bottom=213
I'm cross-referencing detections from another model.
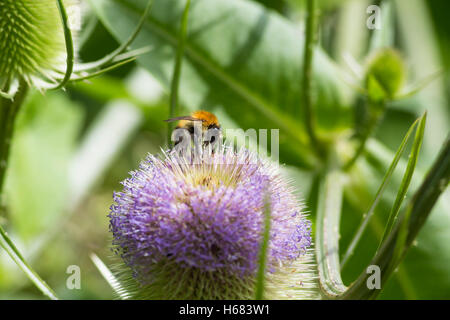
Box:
left=0, top=0, right=78, bottom=90
left=110, top=249, right=317, bottom=300
left=365, top=48, right=406, bottom=102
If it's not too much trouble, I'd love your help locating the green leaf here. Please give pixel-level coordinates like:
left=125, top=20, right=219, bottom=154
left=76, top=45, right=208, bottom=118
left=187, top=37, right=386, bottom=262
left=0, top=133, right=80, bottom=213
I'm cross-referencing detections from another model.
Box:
left=71, top=57, right=138, bottom=82
left=315, top=169, right=347, bottom=298
left=341, top=116, right=421, bottom=268
left=88, top=0, right=350, bottom=168
left=343, top=138, right=450, bottom=299
left=0, top=225, right=58, bottom=300
left=379, top=112, right=427, bottom=246
left=342, top=134, right=449, bottom=299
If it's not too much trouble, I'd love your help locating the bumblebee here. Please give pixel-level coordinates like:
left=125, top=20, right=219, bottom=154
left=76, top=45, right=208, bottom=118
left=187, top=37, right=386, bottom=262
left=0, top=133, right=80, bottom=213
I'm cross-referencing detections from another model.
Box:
left=165, top=110, right=221, bottom=146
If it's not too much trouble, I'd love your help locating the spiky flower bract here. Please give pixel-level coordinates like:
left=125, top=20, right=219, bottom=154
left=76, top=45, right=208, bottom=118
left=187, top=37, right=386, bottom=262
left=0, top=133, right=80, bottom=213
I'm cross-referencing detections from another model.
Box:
left=0, top=0, right=78, bottom=91
left=110, top=147, right=317, bottom=299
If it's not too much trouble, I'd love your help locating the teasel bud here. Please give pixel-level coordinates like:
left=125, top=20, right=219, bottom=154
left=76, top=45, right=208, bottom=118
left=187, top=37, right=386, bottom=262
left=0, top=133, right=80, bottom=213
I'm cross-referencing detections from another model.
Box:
left=109, top=147, right=317, bottom=299
left=0, top=0, right=152, bottom=98
left=364, top=48, right=406, bottom=104
left=0, top=0, right=80, bottom=93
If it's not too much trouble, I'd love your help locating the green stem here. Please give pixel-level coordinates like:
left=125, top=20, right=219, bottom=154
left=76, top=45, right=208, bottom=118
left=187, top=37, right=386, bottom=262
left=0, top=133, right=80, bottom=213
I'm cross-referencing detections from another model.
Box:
left=168, top=0, right=191, bottom=145
left=52, top=0, right=74, bottom=90
left=77, top=0, right=154, bottom=72
left=255, top=193, right=271, bottom=300
left=345, top=102, right=384, bottom=170
left=302, top=0, right=321, bottom=155
left=0, top=225, right=58, bottom=300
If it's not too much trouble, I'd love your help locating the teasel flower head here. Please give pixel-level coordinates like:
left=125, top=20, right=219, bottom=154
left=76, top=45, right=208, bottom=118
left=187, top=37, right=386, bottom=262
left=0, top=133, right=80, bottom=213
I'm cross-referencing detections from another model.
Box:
left=0, top=0, right=80, bottom=92
left=109, top=147, right=317, bottom=299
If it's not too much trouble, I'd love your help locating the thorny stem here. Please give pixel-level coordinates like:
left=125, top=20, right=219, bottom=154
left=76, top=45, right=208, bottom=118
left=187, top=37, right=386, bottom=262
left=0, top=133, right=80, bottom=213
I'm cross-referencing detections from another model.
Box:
left=0, top=84, right=59, bottom=300
left=52, top=0, right=74, bottom=90
left=0, top=82, right=29, bottom=209
left=345, top=102, right=385, bottom=170
left=168, top=0, right=191, bottom=145
left=302, top=0, right=323, bottom=156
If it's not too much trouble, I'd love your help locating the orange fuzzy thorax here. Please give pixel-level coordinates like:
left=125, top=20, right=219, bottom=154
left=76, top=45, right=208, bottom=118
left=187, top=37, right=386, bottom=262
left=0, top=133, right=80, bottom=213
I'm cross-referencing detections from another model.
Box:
left=177, top=110, right=220, bottom=130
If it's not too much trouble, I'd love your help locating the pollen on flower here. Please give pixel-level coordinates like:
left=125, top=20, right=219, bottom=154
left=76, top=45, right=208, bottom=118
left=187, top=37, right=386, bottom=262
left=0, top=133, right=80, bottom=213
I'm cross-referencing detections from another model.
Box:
left=109, top=147, right=317, bottom=299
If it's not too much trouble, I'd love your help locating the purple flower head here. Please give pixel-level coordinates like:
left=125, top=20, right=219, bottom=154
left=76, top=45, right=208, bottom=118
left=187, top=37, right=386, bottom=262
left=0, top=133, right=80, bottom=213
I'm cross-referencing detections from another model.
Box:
left=109, top=147, right=316, bottom=299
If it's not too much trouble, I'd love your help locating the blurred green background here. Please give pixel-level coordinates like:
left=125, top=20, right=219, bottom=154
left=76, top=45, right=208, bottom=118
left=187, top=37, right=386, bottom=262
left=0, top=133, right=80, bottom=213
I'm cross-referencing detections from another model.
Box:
left=0, top=0, right=448, bottom=299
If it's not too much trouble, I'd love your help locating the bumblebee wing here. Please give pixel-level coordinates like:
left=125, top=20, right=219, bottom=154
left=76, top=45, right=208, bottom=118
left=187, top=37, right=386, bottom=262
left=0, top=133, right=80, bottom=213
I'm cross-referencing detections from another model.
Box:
left=164, top=116, right=204, bottom=123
